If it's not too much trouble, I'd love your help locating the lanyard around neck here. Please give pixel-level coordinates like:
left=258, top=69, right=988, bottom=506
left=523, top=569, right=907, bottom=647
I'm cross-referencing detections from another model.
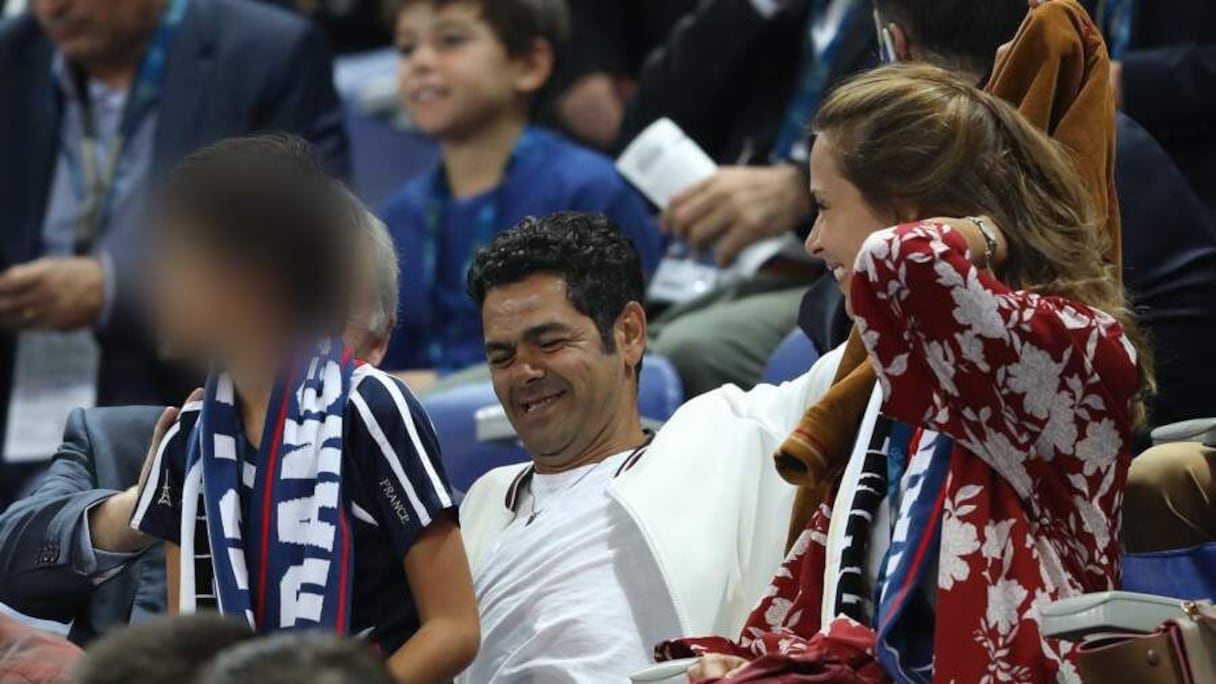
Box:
left=421, top=128, right=535, bottom=365
left=66, top=0, right=188, bottom=254
left=509, top=431, right=656, bottom=519
left=771, top=0, right=862, bottom=162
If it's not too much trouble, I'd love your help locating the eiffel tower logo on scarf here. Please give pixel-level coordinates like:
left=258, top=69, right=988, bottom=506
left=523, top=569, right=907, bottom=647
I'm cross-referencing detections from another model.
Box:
left=158, top=479, right=173, bottom=506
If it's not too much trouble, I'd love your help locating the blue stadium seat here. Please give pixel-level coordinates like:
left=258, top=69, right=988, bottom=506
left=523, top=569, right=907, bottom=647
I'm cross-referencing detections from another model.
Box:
left=333, top=50, right=438, bottom=203
left=423, top=354, right=686, bottom=496
left=1122, top=543, right=1216, bottom=601
left=762, top=329, right=820, bottom=385
left=341, top=100, right=438, bottom=204
left=422, top=381, right=527, bottom=497
left=638, top=354, right=684, bottom=425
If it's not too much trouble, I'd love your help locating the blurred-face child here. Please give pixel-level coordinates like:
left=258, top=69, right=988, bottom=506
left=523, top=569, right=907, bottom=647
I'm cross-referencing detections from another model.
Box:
left=137, top=136, right=478, bottom=684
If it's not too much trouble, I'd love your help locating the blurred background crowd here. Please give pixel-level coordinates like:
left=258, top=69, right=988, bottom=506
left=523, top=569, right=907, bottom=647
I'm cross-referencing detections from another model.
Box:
left=0, top=0, right=1213, bottom=682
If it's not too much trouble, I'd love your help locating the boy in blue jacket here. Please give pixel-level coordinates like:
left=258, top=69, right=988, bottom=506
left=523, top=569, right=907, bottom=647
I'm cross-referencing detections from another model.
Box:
left=380, top=0, right=661, bottom=386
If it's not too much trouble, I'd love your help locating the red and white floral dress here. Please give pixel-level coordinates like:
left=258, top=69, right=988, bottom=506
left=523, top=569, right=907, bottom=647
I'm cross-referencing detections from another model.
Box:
left=659, top=221, right=1142, bottom=683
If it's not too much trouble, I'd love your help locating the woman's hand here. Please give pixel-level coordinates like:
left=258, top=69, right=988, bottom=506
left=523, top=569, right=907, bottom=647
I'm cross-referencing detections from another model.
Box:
left=926, top=216, right=1008, bottom=270
left=687, top=654, right=749, bottom=682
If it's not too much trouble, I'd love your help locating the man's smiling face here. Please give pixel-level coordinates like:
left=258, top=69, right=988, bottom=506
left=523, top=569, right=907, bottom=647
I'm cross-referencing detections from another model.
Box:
left=482, top=274, right=635, bottom=471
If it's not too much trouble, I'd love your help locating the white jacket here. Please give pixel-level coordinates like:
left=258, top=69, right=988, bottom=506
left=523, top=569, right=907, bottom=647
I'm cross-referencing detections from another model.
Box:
left=460, top=345, right=844, bottom=638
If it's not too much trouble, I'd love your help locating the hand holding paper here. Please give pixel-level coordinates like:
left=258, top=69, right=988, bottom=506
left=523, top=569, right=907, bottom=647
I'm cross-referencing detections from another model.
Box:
left=616, top=118, right=809, bottom=271
left=663, top=165, right=810, bottom=267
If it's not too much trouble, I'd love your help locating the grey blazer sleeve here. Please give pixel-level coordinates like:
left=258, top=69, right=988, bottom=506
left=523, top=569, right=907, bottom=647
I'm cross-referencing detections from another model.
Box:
left=0, top=409, right=119, bottom=620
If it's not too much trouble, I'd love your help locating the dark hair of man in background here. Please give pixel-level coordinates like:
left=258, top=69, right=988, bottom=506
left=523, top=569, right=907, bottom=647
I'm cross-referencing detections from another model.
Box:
left=154, top=133, right=355, bottom=334
left=873, top=0, right=1027, bottom=78
left=467, top=211, right=645, bottom=359
left=72, top=614, right=254, bottom=684
left=200, top=633, right=395, bottom=684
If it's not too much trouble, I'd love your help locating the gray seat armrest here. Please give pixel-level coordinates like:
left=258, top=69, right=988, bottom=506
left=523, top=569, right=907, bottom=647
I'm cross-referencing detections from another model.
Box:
left=1041, top=591, right=1197, bottom=642
left=1151, top=418, right=1216, bottom=447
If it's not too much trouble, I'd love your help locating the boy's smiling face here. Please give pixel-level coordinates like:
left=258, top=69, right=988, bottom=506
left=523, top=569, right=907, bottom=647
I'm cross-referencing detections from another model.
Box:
left=394, top=2, right=550, bottom=140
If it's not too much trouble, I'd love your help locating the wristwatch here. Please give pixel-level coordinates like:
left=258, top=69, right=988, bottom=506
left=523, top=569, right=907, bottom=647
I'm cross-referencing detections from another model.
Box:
left=966, top=216, right=999, bottom=269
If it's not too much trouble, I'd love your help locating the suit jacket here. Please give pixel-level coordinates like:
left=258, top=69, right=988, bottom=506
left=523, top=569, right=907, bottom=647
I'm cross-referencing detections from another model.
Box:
left=619, top=0, right=877, bottom=165
left=1087, top=0, right=1216, bottom=207
left=0, top=406, right=164, bottom=645
left=1115, top=113, right=1216, bottom=429
left=0, top=0, right=350, bottom=453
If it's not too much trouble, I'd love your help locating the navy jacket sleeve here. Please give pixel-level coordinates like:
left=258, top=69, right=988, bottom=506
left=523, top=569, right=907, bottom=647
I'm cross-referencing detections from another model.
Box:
left=1121, top=44, right=1216, bottom=142
left=345, top=369, right=456, bottom=560
left=129, top=414, right=191, bottom=546
left=253, top=20, right=351, bottom=180
left=0, top=409, right=117, bottom=620
left=618, top=0, right=776, bottom=154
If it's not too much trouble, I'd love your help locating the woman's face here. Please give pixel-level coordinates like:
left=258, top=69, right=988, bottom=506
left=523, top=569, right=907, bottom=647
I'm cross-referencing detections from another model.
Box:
left=804, top=135, right=895, bottom=301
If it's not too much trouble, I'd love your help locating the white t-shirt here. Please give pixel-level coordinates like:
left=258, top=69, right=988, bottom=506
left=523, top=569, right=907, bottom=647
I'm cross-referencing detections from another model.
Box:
left=466, top=450, right=681, bottom=683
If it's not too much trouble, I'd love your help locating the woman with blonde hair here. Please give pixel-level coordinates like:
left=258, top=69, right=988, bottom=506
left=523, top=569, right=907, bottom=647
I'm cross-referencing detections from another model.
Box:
left=659, top=64, right=1152, bottom=683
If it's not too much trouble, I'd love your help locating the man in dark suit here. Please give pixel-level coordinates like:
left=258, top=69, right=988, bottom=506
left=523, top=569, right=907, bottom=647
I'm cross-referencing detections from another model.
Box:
left=0, top=0, right=349, bottom=501
left=0, top=198, right=398, bottom=645
left=1085, top=0, right=1216, bottom=209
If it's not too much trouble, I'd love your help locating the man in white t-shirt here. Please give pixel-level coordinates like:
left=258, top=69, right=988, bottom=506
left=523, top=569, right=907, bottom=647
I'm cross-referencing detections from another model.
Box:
left=459, top=212, right=843, bottom=682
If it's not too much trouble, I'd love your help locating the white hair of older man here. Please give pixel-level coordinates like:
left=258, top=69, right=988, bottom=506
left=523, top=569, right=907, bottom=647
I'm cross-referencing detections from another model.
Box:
left=345, top=189, right=400, bottom=338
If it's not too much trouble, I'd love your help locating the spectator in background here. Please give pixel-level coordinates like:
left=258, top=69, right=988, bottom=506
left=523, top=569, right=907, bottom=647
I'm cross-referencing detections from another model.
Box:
left=875, top=0, right=1216, bottom=430
left=549, top=0, right=698, bottom=149
left=620, top=0, right=877, bottom=398
left=1084, top=0, right=1216, bottom=209
left=201, top=634, right=395, bottom=684
left=72, top=614, right=253, bottom=684
left=0, top=181, right=411, bottom=646
left=379, top=0, right=661, bottom=392
left=0, top=0, right=349, bottom=505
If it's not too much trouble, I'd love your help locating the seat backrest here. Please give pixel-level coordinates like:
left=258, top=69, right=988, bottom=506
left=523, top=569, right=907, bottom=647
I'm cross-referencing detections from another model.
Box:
left=339, top=99, right=438, bottom=203
left=421, top=382, right=528, bottom=496
left=1122, top=543, right=1216, bottom=601
left=423, top=354, right=686, bottom=495
left=638, top=354, right=684, bottom=423
left=762, top=329, right=820, bottom=385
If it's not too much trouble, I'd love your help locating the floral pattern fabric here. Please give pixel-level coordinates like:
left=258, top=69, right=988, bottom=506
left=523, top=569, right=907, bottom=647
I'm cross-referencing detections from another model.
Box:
left=659, top=222, right=1141, bottom=683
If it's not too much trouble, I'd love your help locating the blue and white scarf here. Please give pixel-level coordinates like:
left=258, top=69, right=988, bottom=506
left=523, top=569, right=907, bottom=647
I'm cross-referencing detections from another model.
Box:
left=873, top=424, right=952, bottom=683
left=825, top=395, right=952, bottom=684
left=177, top=338, right=358, bottom=633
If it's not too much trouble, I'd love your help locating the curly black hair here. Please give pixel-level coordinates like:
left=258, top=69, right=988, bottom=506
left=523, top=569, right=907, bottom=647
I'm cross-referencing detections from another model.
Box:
left=467, top=212, right=645, bottom=353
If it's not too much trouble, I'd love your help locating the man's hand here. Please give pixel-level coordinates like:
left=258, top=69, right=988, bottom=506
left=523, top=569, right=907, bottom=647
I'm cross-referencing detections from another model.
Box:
left=687, top=654, right=749, bottom=681
left=558, top=73, right=632, bottom=150
left=89, top=388, right=201, bottom=553
left=661, top=165, right=811, bottom=267
left=0, top=257, right=105, bottom=331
